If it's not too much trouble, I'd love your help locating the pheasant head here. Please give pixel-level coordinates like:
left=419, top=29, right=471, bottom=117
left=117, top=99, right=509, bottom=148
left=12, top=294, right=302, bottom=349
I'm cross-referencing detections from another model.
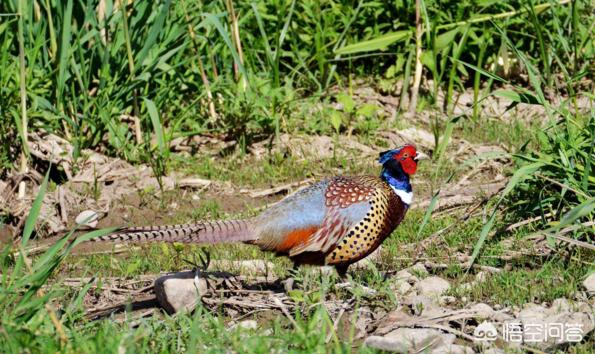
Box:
left=378, top=144, right=428, bottom=205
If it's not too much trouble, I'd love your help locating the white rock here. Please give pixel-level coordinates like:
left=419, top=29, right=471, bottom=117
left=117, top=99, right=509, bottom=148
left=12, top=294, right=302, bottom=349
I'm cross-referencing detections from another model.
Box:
left=154, top=271, right=208, bottom=314
left=238, top=320, right=258, bottom=330
left=517, top=302, right=595, bottom=350
left=415, top=276, right=451, bottom=297
left=75, top=210, right=99, bottom=228
left=583, top=273, right=595, bottom=295
left=208, top=260, right=275, bottom=275
left=408, top=262, right=429, bottom=277
left=404, top=295, right=443, bottom=317
left=475, top=271, right=488, bottom=283
left=395, top=269, right=414, bottom=281
left=365, top=327, right=455, bottom=353
left=431, top=344, right=475, bottom=354
left=549, top=298, right=572, bottom=314
left=482, top=349, right=505, bottom=354
left=470, top=303, right=495, bottom=319
left=439, top=296, right=456, bottom=306
left=392, top=279, right=413, bottom=295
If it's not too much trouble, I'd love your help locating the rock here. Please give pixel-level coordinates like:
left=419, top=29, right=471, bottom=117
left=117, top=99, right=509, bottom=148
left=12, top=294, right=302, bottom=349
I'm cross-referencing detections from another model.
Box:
left=392, top=279, right=413, bottom=295
left=237, top=320, right=258, bottom=330
left=550, top=298, right=572, bottom=313
left=335, top=282, right=377, bottom=296
left=470, top=303, right=495, bottom=319
left=408, top=262, right=429, bottom=277
left=583, top=273, right=595, bottom=295
left=365, top=328, right=455, bottom=353
left=475, top=271, right=488, bottom=283
left=75, top=210, right=99, bottom=228
left=404, top=295, right=444, bottom=317
left=208, top=260, right=275, bottom=275
left=154, top=271, right=208, bottom=314
left=415, top=276, right=450, bottom=297
left=431, top=344, right=475, bottom=354
left=395, top=269, right=418, bottom=284
left=439, top=296, right=456, bottom=306
left=516, top=302, right=595, bottom=350
left=318, top=266, right=336, bottom=277
left=482, top=349, right=505, bottom=354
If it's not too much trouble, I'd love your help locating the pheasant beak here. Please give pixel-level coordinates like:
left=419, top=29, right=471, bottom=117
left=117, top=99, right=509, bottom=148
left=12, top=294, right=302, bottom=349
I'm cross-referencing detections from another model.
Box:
left=413, top=151, right=430, bottom=162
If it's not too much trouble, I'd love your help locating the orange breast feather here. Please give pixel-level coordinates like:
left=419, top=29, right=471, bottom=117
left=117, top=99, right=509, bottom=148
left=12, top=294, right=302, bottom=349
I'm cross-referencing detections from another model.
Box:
left=276, top=226, right=318, bottom=252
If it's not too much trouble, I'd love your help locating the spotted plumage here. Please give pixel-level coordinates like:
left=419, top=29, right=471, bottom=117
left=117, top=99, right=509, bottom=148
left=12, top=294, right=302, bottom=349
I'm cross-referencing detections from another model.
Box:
left=96, top=145, right=426, bottom=275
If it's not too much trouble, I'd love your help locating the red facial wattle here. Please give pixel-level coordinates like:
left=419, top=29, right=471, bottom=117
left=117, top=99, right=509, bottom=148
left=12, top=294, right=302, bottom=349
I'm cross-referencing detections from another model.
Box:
left=400, top=158, right=417, bottom=175
left=393, top=145, right=418, bottom=175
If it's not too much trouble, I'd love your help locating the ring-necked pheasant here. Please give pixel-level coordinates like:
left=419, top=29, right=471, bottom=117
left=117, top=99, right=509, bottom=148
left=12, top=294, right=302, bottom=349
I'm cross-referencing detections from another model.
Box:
left=97, top=145, right=427, bottom=276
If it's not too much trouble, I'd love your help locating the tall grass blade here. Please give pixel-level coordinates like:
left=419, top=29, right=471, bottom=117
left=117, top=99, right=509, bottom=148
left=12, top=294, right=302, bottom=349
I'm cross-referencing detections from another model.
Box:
left=136, top=0, right=172, bottom=67
left=335, top=31, right=410, bottom=55
left=144, top=98, right=166, bottom=154
left=56, top=0, right=73, bottom=105
left=468, top=162, right=545, bottom=268
left=21, top=170, right=50, bottom=247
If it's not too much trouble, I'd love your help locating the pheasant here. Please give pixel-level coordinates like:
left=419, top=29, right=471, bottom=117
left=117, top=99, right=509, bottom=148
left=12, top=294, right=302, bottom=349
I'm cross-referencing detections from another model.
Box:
left=97, top=145, right=426, bottom=276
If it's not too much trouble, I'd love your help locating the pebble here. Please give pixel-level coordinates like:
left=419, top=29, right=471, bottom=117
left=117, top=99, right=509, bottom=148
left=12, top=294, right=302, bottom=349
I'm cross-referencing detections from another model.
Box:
left=75, top=210, right=99, bottom=228
left=415, top=276, right=451, bottom=297
left=583, top=273, right=595, bottom=295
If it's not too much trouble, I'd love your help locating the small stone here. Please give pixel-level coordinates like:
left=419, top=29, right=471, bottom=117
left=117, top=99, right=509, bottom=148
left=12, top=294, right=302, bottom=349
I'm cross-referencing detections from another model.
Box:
left=75, top=210, right=99, bottom=228
left=475, top=271, right=488, bottom=283
left=395, top=269, right=414, bottom=281
left=208, top=260, right=275, bottom=275
left=549, top=298, right=572, bottom=314
left=318, top=266, right=336, bottom=277
left=470, top=303, right=494, bottom=319
left=392, top=279, right=412, bottom=295
left=192, top=194, right=200, bottom=201
left=238, top=320, right=257, bottom=330
left=482, top=349, right=505, bottom=354
left=439, top=296, right=456, bottom=306
left=583, top=273, right=595, bottom=295
left=365, top=327, right=455, bottom=353
left=415, top=276, right=450, bottom=297
left=154, top=271, right=208, bottom=314
left=431, top=344, right=475, bottom=354
left=404, top=295, right=442, bottom=316
left=459, top=283, right=473, bottom=292
left=408, top=262, right=429, bottom=277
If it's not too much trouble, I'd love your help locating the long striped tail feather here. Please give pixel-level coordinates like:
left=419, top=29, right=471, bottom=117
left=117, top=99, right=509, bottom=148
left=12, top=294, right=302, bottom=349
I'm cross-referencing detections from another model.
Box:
left=96, top=219, right=256, bottom=244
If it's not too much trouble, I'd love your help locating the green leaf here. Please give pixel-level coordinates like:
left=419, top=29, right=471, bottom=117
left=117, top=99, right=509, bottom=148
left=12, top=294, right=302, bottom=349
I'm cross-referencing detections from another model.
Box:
left=421, top=51, right=436, bottom=73
left=137, top=0, right=172, bottom=67
left=22, top=170, right=50, bottom=247
left=493, top=90, right=541, bottom=105
left=356, top=104, right=379, bottom=118
left=435, top=28, right=459, bottom=51
left=336, top=93, right=355, bottom=113
left=56, top=0, right=73, bottom=102
left=330, top=111, right=343, bottom=133
left=144, top=98, right=166, bottom=154
left=335, top=30, right=410, bottom=55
